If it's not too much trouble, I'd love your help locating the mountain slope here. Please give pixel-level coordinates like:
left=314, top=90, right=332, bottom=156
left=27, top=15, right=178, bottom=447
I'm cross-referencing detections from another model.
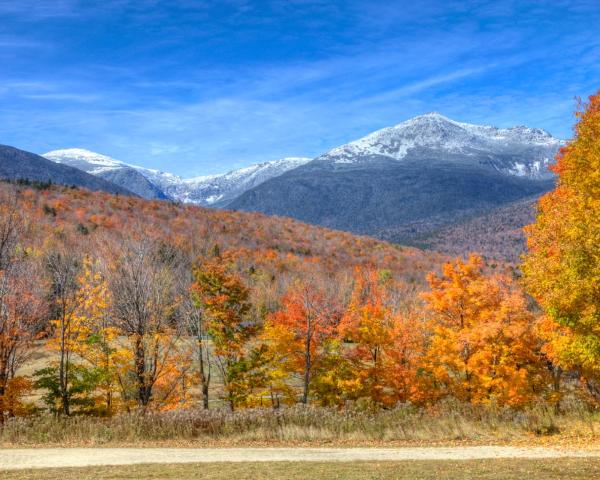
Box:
left=0, top=145, right=135, bottom=196
left=43, top=149, right=169, bottom=200
left=1, top=179, right=444, bottom=293
left=228, top=113, right=561, bottom=243
left=151, top=157, right=312, bottom=206
left=44, top=149, right=311, bottom=206
left=412, top=196, right=540, bottom=263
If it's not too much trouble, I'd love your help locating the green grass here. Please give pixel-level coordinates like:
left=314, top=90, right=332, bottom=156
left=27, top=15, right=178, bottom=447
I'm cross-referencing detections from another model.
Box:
left=3, top=459, right=600, bottom=480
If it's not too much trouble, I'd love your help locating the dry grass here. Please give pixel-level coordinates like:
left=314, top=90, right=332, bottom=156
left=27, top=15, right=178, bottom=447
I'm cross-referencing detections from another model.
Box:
left=2, top=400, right=600, bottom=448
left=4, top=459, right=600, bottom=480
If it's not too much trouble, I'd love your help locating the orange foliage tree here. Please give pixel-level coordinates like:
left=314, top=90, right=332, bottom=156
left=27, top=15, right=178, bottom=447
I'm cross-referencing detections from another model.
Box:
left=263, top=279, right=340, bottom=404
left=192, top=250, right=258, bottom=410
left=340, top=267, right=422, bottom=406
left=421, top=255, right=547, bottom=407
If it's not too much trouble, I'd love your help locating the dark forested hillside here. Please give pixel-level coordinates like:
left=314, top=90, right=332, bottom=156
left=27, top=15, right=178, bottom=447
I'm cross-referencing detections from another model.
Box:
left=396, top=196, right=540, bottom=262
left=0, top=145, right=134, bottom=196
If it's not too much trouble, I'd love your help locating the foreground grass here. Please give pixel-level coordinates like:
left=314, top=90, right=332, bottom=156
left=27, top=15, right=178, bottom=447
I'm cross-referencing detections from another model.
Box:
left=4, top=459, right=600, bottom=480
left=2, top=401, right=600, bottom=447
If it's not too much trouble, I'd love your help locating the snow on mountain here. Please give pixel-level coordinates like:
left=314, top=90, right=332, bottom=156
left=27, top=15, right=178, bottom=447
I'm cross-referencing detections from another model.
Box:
left=44, top=148, right=125, bottom=173
left=43, top=148, right=311, bottom=206
left=318, top=112, right=563, bottom=179
left=43, top=149, right=169, bottom=200
left=144, top=157, right=312, bottom=205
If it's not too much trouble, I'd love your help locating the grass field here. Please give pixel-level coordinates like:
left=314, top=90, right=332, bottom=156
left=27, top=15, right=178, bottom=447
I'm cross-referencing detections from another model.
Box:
left=3, top=458, right=600, bottom=480
left=2, top=400, right=600, bottom=448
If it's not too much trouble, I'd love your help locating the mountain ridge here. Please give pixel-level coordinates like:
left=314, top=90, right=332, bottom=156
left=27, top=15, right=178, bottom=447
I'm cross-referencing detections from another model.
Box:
left=43, top=148, right=311, bottom=205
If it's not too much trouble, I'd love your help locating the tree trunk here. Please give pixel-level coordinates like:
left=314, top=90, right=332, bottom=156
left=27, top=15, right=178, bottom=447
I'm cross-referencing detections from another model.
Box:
left=302, top=336, right=311, bottom=405
left=59, top=310, right=70, bottom=416
left=135, top=337, right=151, bottom=407
left=197, top=335, right=210, bottom=409
left=0, top=383, right=5, bottom=426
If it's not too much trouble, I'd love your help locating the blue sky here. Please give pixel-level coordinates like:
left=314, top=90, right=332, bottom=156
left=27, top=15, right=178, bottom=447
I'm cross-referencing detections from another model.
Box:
left=0, top=0, right=599, bottom=176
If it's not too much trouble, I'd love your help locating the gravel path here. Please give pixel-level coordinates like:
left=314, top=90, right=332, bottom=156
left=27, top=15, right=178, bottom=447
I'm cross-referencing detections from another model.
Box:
left=1, top=446, right=599, bottom=470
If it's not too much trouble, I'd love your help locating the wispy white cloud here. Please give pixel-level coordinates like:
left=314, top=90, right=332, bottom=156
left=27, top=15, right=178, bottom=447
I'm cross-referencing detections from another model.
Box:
left=19, top=93, right=100, bottom=102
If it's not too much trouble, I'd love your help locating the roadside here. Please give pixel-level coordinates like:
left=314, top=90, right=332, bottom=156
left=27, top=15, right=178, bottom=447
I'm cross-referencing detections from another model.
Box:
left=1, top=446, right=600, bottom=470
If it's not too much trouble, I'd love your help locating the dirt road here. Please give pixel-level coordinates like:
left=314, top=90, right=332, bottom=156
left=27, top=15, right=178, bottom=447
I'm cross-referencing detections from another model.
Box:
left=1, top=446, right=599, bottom=470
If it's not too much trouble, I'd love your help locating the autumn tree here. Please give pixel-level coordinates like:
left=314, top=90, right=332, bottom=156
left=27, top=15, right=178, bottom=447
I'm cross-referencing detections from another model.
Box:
left=264, top=279, right=340, bottom=405
left=340, top=267, right=422, bottom=406
left=523, top=92, right=600, bottom=400
left=109, top=239, right=188, bottom=410
left=422, top=255, right=547, bottom=407
left=69, top=257, right=123, bottom=415
left=182, top=285, right=212, bottom=409
left=192, top=250, right=258, bottom=411
left=0, top=190, right=45, bottom=423
left=41, top=243, right=83, bottom=415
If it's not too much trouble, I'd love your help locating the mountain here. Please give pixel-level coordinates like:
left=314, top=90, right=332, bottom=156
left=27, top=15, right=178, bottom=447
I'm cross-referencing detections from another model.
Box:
left=317, top=112, right=560, bottom=179
left=228, top=113, right=562, bottom=244
left=146, top=157, right=312, bottom=206
left=0, top=144, right=135, bottom=196
left=43, top=149, right=169, bottom=200
left=43, top=149, right=311, bottom=205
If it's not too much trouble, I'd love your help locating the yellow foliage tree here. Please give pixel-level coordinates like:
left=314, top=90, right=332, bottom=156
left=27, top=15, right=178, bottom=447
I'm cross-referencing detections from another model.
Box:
left=523, top=92, right=600, bottom=400
left=70, top=257, right=125, bottom=415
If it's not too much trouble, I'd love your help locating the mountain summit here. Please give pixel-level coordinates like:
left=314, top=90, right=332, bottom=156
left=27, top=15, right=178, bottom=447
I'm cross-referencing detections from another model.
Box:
left=44, top=148, right=169, bottom=200
left=317, top=113, right=562, bottom=179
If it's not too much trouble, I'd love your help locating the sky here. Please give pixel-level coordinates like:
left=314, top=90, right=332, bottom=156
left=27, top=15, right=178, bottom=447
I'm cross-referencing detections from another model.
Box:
left=0, top=0, right=599, bottom=176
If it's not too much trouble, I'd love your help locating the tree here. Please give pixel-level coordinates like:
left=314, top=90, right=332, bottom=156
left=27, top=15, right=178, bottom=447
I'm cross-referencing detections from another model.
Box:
left=0, top=190, right=45, bottom=423
left=43, top=244, right=82, bottom=416
left=523, top=92, right=600, bottom=400
left=192, top=250, right=257, bottom=411
left=184, top=283, right=212, bottom=409
left=109, top=239, right=187, bottom=409
left=70, top=257, right=123, bottom=415
left=264, top=279, right=340, bottom=404
left=340, top=267, right=422, bottom=406
left=422, top=255, right=547, bottom=407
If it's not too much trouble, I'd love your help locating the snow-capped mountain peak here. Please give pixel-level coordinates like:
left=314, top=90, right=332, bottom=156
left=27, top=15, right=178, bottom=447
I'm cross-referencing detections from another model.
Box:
left=44, top=148, right=125, bottom=173
left=318, top=113, right=563, bottom=179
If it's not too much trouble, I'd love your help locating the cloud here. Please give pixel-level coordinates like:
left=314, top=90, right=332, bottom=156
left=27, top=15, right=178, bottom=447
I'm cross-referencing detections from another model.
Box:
left=0, top=0, right=80, bottom=18
left=19, top=93, right=101, bottom=102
